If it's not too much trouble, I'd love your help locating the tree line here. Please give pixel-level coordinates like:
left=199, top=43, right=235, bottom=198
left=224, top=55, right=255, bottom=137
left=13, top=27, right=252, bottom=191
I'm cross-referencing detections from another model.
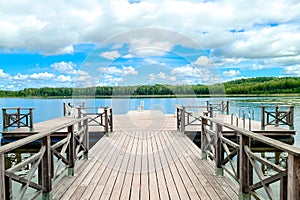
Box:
left=0, top=77, right=299, bottom=97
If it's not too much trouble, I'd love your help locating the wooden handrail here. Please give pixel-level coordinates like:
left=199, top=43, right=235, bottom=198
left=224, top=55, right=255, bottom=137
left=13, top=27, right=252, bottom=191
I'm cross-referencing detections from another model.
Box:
left=200, top=115, right=300, bottom=199
left=0, top=117, right=88, bottom=154
left=201, top=115, right=300, bottom=156
left=0, top=116, right=89, bottom=199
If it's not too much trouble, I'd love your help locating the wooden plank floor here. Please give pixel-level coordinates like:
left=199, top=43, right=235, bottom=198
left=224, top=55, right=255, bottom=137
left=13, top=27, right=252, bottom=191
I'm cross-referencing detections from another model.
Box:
left=52, top=131, right=238, bottom=200
left=112, top=110, right=176, bottom=132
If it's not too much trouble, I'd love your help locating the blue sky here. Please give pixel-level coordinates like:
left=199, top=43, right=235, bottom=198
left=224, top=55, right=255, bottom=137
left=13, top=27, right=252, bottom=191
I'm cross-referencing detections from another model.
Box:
left=0, top=0, right=299, bottom=90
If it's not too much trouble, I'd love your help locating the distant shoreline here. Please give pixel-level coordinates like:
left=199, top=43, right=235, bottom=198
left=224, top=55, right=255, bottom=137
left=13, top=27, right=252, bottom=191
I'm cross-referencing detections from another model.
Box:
left=0, top=93, right=299, bottom=99
left=1, top=77, right=299, bottom=98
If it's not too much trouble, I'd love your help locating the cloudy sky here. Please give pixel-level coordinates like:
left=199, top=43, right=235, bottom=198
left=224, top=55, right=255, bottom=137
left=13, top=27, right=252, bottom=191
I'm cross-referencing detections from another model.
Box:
left=0, top=0, right=300, bottom=90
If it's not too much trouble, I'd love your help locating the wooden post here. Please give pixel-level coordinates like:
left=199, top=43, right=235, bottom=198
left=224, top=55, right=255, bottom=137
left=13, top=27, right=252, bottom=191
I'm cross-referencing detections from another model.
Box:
left=201, top=117, right=207, bottom=160
left=226, top=101, right=229, bottom=115
left=287, top=154, right=300, bottom=199
left=209, top=105, right=213, bottom=118
left=275, top=105, right=279, bottom=127
left=176, top=107, right=180, bottom=131
left=68, top=125, right=75, bottom=176
left=0, top=154, right=5, bottom=200
left=77, top=107, right=82, bottom=133
left=109, top=108, right=113, bottom=132
left=104, top=108, right=109, bottom=134
left=2, top=108, right=7, bottom=131
left=17, top=107, right=21, bottom=128
left=4, top=172, right=12, bottom=199
left=280, top=173, right=287, bottom=200
left=289, top=106, right=294, bottom=130
left=261, top=106, right=265, bottom=130
left=215, top=124, right=224, bottom=176
left=221, top=101, right=224, bottom=113
left=180, top=107, right=185, bottom=132
left=209, top=105, right=213, bottom=130
left=83, top=118, right=89, bottom=160
left=29, top=108, right=34, bottom=132
left=239, top=135, right=251, bottom=200
left=63, top=103, right=66, bottom=116
left=41, top=135, right=52, bottom=200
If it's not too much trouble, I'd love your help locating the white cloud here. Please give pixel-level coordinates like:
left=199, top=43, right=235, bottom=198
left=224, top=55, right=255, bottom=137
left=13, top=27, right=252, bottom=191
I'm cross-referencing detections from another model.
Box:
left=171, top=65, right=222, bottom=84
left=222, top=70, right=240, bottom=77
left=194, top=56, right=214, bottom=67
left=171, top=65, right=200, bottom=77
left=0, top=69, right=10, bottom=78
left=29, top=72, right=55, bottom=80
left=101, top=75, right=123, bottom=84
left=100, top=50, right=121, bottom=60
left=283, top=65, right=300, bottom=76
left=0, top=0, right=299, bottom=59
left=51, top=61, right=88, bottom=77
left=56, top=75, right=72, bottom=82
left=251, top=64, right=266, bottom=70
left=13, top=73, right=29, bottom=80
left=97, top=66, right=138, bottom=76
left=147, top=72, right=176, bottom=83
left=56, top=45, right=74, bottom=55
left=51, top=61, right=78, bottom=74
left=122, top=54, right=134, bottom=59
left=129, top=38, right=173, bottom=56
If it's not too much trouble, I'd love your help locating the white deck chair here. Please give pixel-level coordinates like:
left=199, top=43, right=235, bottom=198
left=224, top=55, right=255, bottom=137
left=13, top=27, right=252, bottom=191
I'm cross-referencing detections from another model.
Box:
left=137, top=100, right=144, bottom=111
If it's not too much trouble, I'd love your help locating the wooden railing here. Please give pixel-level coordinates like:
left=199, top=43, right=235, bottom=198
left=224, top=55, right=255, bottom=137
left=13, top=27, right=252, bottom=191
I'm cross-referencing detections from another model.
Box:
left=176, top=101, right=228, bottom=132
left=207, top=100, right=229, bottom=115
left=2, top=108, right=34, bottom=132
left=176, top=105, right=212, bottom=132
left=261, top=105, right=294, bottom=130
left=200, top=115, right=300, bottom=199
left=77, top=106, right=113, bottom=133
left=0, top=116, right=89, bottom=200
left=63, top=103, right=113, bottom=133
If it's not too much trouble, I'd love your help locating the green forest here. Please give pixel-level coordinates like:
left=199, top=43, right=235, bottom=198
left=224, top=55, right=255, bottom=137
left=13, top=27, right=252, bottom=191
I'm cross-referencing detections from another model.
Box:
left=0, top=77, right=299, bottom=97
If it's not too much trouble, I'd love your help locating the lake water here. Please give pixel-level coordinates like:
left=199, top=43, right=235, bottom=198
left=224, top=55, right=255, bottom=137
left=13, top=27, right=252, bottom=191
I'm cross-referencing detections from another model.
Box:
left=0, top=96, right=299, bottom=146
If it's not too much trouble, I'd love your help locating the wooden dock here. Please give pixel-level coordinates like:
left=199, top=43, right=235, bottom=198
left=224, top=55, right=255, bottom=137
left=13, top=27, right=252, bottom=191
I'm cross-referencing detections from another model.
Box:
left=52, top=130, right=238, bottom=200
left=1, top=104, right=300, bottom=199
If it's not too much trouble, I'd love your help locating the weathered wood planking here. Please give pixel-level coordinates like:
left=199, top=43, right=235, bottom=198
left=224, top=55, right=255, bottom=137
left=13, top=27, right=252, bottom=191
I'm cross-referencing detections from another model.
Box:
left=52, top=131, right=239, bottom=200
left=113, top=110, right=176, bottom=132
